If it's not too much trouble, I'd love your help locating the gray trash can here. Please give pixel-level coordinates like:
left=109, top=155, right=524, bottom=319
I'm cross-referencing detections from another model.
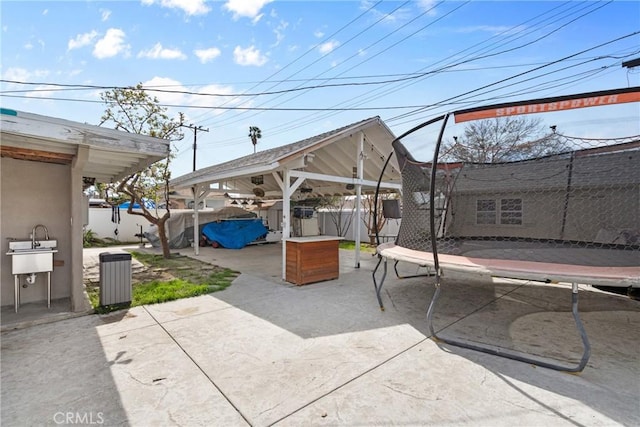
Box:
left=99, top=252, right=132, bottom=305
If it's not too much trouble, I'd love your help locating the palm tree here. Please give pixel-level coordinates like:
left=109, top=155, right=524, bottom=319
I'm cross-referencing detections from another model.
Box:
left=248, top=126, right=262, bottom=154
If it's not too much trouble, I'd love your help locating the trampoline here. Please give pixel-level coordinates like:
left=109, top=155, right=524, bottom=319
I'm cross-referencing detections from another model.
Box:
left=372, top=87, right=640, bottom=372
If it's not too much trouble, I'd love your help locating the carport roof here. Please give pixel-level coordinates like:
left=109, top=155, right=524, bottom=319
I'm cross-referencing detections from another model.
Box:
left=0, top=108, right=170, bottom=183
left=171, top=116, right=401, bottom=198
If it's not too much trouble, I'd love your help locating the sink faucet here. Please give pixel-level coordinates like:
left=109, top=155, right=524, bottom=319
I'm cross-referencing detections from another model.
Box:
left=32, top=224, right=49, bottom=248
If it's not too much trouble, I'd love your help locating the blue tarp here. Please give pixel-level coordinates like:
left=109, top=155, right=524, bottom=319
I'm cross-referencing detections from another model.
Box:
left=119, top=199, right=155, bottom=209
left=202, top=219, right=268, bottom=249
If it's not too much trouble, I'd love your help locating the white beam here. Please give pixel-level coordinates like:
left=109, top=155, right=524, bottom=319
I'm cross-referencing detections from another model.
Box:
left=289, top=169, right=401, bottom=190
left=281, top=168, right=291, bottom=280
left=172, top=162, right=280, bottom=189
left=355, top=132, right=364, bottom=268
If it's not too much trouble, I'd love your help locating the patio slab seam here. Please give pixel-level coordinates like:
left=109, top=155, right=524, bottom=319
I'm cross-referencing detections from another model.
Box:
left=432, top=282, right=528, bottom=335
left=268, top=336, right=430, bottom=426
left=141, top=305, right=253, bottom=425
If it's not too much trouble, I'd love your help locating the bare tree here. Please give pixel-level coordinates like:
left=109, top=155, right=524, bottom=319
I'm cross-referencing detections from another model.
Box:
left=248, top=126, right=262, bottom=154
left=361, top=194, right=392, bottom=244
left=441, top=117, right=567, bottom=163
left=317, top=196, right=354, bottom=237
left=99, top=83, right=184, bottom=258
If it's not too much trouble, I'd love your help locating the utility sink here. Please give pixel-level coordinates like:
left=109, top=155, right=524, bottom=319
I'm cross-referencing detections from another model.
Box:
left=6, top=240, right=58, bottom=274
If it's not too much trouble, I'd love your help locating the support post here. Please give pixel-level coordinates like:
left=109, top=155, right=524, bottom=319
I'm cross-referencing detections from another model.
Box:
left=193, top=184, right=200, bottom=256
left=70, top=145, right=91, bottom=312
left=354, top=132, right=364, bottom=268
left=281, top=169, right=291, bottom=280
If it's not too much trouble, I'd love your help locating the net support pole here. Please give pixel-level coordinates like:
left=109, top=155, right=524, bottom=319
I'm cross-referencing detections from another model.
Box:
left=424, top=112, right=591, bottom=372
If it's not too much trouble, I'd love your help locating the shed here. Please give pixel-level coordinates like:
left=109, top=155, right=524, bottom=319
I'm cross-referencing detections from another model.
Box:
left=1, top=108, right=170, bottom=312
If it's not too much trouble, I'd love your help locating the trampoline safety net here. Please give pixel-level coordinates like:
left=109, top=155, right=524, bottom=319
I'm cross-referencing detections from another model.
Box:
left=393, top=135, right=640, bottom=269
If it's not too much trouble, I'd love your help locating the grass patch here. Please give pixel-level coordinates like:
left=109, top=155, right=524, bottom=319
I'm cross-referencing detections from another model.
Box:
left=339, top=240, right=377, bottom=253
left=85, top=251, right=238, bottom=314
left=133, top=279, right=211, bottom=305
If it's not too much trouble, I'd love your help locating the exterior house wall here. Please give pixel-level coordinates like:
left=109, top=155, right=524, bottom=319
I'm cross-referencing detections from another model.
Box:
left=448, top=187, right=639, bottom=242
left=449, top=192, right=565, bottom=239
left=564, top=186, right=639, bottom=240
left=442, top=147, right=640, bottom=243
left=1, top=158, right=72, bottom=307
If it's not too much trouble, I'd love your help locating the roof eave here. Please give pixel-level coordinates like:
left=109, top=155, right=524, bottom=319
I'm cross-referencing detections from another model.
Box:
left=171, top=161, right=281, bottom=189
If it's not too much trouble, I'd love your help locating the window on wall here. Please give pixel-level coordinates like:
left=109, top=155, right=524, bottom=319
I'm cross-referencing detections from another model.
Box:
left=476, top=198, right=522, bottom=225
left=476, top=199, right=496, bottom=224
left=500, top=198, right=523, bottom=225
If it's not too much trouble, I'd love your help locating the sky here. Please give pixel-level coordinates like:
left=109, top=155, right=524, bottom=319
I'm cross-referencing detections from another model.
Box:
left=1, top=0, right=639, bottom=178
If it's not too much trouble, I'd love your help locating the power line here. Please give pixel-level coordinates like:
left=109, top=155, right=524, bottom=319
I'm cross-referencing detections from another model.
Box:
left=187, top=0, right=388, bottom=124
left=220, top=1, right=617, bottom=142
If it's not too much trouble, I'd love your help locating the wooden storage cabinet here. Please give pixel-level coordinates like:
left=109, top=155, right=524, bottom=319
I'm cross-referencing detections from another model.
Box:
left=285, top=237, right=342, bottom=285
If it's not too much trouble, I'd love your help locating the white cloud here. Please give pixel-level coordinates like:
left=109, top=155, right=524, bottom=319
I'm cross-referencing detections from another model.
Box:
left=2, top=68, right=54, bottom=98
left=93, top=28, right=130, bottom=59
left=138, top=43, right=187, bottom=60
left=68, top=30, right=98, bottom=51
left=142, top=77, right=245, bottom=117
left=100, top=9, right=112, bottom=21
left=141, top=0, right=210, bottom=16
left=318, top=40, right=339, bottom=55
left=223, top=0, right=273, bottom=21
left=314, top=30, right=324, bottom=38
left=233, top=45, right=268, bottom=66
left=417, top=0, right=438, bottom=16
left=24, top=42, right=33, bottom=50
left=362, top=0, right=411, bottom=24
left=143, top=76, right=186, bottom=105
left=3, top=67, right=32, bottom=82
left=271, top=20, right=288, bottom=47
left=194, top=47, right=221, bottom=63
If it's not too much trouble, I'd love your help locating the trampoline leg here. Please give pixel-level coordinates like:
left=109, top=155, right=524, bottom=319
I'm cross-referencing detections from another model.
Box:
left=426, top=279, right=591, bottom=373
left=393, top=260, right=435, bottom=279
left=372, top=256, right=388, bottom=311
left=572, top=282, right=591, bottom=372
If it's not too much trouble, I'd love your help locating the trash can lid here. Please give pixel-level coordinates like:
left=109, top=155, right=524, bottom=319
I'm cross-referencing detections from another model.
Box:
left=99, top=252, right=132, bottom=262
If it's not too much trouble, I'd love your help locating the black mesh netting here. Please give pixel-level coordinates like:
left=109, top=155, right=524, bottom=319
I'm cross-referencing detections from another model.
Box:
left=391, top=136, right=639, bottom=268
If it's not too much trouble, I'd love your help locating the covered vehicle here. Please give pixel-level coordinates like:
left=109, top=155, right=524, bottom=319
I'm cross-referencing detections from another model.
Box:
left=202, top=219, right=269, bottom=249
left=145, top=206, right=256, bottom=249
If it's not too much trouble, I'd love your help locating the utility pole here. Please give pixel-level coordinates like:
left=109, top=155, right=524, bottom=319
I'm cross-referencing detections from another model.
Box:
left=181, top=124, right=209, bottom=171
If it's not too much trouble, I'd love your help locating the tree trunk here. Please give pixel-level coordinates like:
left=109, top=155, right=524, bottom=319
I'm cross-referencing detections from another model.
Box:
left=156, top=218, right=171, bottom=259
left=125, top=200, right=172, bottom=259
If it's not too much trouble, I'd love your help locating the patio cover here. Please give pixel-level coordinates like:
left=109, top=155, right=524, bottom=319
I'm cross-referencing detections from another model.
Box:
left=170, top=116, right=402, bottom=279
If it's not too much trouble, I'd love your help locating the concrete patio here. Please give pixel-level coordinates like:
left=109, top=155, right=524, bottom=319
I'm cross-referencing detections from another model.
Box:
left=1, top=242, right=639, bottom=426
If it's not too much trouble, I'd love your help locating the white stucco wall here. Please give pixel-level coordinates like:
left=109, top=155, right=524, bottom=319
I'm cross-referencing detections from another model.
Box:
left=1, top=158, right=72, bottom=306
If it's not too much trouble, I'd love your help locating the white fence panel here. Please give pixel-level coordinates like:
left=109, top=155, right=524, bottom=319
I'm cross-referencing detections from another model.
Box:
left=87, top=208, right=163, bottom=241
left=317, top=211, right=401, bottom=243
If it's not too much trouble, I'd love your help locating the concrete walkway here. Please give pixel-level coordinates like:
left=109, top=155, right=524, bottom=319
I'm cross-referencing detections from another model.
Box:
left=1, top=243, right=639, bottom=426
